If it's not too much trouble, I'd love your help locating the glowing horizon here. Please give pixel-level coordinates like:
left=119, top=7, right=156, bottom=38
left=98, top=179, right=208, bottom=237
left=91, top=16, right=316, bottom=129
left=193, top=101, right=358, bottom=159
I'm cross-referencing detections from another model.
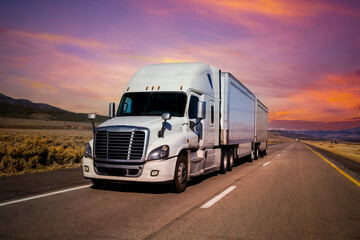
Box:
left=0, top=0, right=359, bottom=131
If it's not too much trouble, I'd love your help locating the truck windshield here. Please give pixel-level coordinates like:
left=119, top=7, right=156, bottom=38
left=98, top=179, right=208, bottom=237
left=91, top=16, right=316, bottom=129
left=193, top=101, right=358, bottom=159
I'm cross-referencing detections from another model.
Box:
left=117, top=92, right=187, bottom=117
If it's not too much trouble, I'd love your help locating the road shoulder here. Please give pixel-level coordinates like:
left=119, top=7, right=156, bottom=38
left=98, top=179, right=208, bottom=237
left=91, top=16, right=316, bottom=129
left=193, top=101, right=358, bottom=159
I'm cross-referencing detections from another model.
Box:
left=0, top=167, right=90, bottom=202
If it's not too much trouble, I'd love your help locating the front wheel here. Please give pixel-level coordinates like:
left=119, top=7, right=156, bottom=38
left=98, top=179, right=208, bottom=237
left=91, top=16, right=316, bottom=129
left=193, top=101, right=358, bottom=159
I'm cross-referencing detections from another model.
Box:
left=171, top=155, right=188, bottom=193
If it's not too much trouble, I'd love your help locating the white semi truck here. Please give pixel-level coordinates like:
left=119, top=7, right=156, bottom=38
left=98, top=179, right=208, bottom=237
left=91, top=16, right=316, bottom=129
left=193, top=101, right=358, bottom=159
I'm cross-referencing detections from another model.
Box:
left=83, top=62, right=268, bottom=192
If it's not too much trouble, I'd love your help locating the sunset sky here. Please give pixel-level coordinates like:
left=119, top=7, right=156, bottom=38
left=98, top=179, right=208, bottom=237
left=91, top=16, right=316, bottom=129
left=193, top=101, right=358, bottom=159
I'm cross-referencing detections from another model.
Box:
left=0, top=0, right=359, bottom=130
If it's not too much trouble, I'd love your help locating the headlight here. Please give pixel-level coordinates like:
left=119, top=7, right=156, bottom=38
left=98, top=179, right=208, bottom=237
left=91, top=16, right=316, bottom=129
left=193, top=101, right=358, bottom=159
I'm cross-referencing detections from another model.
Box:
left=147, top=145, right=170, bottom=160
left=85, top=142, right=93, bottom=158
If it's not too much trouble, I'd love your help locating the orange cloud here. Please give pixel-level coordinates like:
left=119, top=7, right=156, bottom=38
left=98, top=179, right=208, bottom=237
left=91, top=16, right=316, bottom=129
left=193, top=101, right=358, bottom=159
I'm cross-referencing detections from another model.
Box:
left=183, top=0, right=360, bottom=31
left=9, top=77, right=60, bottom=94
left=271, top=71, right=360, bottom=122
left=6, top=30, right=108, bottom=49
left=197, top=0, right=303, bottom=17
left=194, top=0, right=360, bottom=18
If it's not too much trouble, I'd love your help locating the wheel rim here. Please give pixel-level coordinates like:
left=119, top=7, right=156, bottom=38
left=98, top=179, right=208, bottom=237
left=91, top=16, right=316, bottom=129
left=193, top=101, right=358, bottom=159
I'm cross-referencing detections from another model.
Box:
left=229, top=153, right=233, bottom=166
left=177, top=162, right=186, bottom=184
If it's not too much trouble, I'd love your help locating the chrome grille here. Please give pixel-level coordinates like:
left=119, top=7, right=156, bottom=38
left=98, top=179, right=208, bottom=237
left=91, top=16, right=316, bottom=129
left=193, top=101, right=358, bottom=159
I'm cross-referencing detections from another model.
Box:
left=94, top=130, right=145, bottom=160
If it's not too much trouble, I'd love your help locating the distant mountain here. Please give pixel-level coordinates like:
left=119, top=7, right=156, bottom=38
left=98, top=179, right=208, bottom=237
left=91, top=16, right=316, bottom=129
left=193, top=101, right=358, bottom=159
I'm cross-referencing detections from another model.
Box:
left=288, top=127, right=360, bottom=141
left=269, top=130, right=315, bottom=140
left=270, top=127, right=360, bottom=142
left=0, top=93, right=107, bottom=122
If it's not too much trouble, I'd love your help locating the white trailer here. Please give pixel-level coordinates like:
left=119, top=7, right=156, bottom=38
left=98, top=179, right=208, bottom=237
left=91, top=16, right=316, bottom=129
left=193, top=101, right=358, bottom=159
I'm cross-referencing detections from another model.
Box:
left=83, top=62, right=268, bottom=192
left=220, top=72, right=255, bottom=162
left=255, top=99, right=268, bottom=159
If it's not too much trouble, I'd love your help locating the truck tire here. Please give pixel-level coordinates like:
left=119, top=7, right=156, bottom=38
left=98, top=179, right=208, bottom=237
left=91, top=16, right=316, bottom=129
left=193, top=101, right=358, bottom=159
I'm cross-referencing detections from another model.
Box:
left=254, top=147, right=259, bottom=160
left=171, top=155, right=188, bottom=193
left=220, top=149, right=228, bottom=174
left=263, top=147, right=268, bottom=156
left=227, top=149, right=233, bottom=171
left=248, top=149, right=254, bottom=162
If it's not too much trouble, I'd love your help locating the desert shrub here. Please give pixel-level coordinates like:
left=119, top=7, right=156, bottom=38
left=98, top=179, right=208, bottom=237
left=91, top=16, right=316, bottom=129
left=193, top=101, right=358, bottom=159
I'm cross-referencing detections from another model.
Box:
left=0, top=155, right=16, bottom=174
left=28, top=155, right=39, bottom=169
left=0, top=133, right=90, bottom=176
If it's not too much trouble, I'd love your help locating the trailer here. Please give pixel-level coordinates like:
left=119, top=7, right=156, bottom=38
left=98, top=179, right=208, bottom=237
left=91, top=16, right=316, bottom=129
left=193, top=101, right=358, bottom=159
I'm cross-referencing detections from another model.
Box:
left=83, top=62, right=268, bottom=192
left=255, top=99, right=268, bottom=159
left=220, top=72, right=255, bottom=161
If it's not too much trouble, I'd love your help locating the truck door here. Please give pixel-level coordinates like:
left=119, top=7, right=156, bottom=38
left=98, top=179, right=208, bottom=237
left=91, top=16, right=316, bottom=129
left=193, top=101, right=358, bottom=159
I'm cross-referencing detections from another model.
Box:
left=186, top=93, right=215, bottom=148
left=187, top=93, right=203, bottom=147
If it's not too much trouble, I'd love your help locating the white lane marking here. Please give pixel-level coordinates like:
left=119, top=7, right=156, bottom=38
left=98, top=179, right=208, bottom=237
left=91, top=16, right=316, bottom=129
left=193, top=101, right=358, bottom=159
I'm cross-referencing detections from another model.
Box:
left=0, top=184, right=92, bottom=207
left=277, top=154, right=281, bottom=157
left=201, top=186, right=236, bottom=209
left=262, top=161, right=270, bottom=167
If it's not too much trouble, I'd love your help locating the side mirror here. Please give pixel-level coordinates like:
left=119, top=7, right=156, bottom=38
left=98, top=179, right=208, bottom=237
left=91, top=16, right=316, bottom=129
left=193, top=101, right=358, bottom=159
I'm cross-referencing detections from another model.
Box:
left=162, top=112, right=171, bottom=121
left=190, top=102, right=206, bottom=129
left=88, top=113, right=97, bottom=120
left=158, top=112, right=171, bottom=138
left=88, top=113, right=97, bottom=134
left=109, top=102, right=115, bottom=119
left=197, top=101, right=206, bottom=120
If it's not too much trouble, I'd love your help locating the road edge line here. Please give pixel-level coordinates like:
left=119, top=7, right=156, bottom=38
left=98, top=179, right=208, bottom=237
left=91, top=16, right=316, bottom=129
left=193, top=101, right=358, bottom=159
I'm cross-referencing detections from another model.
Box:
left=304, top=144, right=360, bottom=188
left=0, top=184, right=92, bottom=207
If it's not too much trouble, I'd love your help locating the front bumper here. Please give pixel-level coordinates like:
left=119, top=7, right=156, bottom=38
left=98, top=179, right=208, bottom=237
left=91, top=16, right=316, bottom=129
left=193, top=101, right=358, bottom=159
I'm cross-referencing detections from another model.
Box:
left=82, top=157, right=177, bottom=183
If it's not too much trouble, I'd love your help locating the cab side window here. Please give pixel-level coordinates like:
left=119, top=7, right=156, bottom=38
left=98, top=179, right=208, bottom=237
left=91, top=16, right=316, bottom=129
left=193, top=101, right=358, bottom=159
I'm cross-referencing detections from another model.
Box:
left=189, top=96, right=199, bottom=119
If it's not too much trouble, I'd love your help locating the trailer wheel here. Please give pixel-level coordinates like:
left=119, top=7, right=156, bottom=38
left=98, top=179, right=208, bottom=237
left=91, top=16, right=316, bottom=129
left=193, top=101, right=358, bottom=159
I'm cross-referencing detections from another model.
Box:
left=259, top=147, right=265, bottom=157
left=254, top=147, right=259, bottom=160
left=248, top=149, right=254, bottom=162
left=220, top=149, right=228, bottom=174
left=227, top=149, right=234, bottom=171
left=171, top=154, right=188, bottom=193
left=263, top=147, right=268, bottom=156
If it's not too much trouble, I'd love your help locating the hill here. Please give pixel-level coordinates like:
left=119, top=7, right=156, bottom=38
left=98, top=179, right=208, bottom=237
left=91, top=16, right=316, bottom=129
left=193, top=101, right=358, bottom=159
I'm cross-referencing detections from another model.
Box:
left=0, top=93, right=107, bottom=122
left=270, top=127, right=360, bottom=142
left=288, top=128, right=360, bottom=142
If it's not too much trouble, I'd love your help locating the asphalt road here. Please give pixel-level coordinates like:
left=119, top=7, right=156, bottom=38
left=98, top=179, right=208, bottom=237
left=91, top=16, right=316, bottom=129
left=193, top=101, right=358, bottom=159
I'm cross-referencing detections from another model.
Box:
left=0, top=142, right=359, bottom=240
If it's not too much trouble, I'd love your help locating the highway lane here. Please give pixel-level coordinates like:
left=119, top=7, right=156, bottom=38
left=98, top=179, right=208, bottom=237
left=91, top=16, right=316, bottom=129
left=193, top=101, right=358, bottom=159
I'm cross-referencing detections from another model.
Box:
left=146, top=142, right=360, bottom=239
left=0, top=142, right=359, bottom=239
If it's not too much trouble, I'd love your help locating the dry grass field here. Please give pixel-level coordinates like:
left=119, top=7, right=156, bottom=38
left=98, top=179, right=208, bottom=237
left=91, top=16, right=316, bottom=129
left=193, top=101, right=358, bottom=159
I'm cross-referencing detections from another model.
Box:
left=0, top=118, right=94, bottom=177
left=268, top=131, right=293, bottom=145
left=0, top=117, right=93, bottom=130
left=304, top=141, right=360, bottom=164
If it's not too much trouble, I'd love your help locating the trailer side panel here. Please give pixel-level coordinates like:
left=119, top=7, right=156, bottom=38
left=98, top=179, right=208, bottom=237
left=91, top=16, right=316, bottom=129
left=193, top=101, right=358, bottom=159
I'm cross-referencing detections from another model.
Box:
left=221, top=73, right=255, bottom=146
left=256, top=99, right=268, bottom=150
